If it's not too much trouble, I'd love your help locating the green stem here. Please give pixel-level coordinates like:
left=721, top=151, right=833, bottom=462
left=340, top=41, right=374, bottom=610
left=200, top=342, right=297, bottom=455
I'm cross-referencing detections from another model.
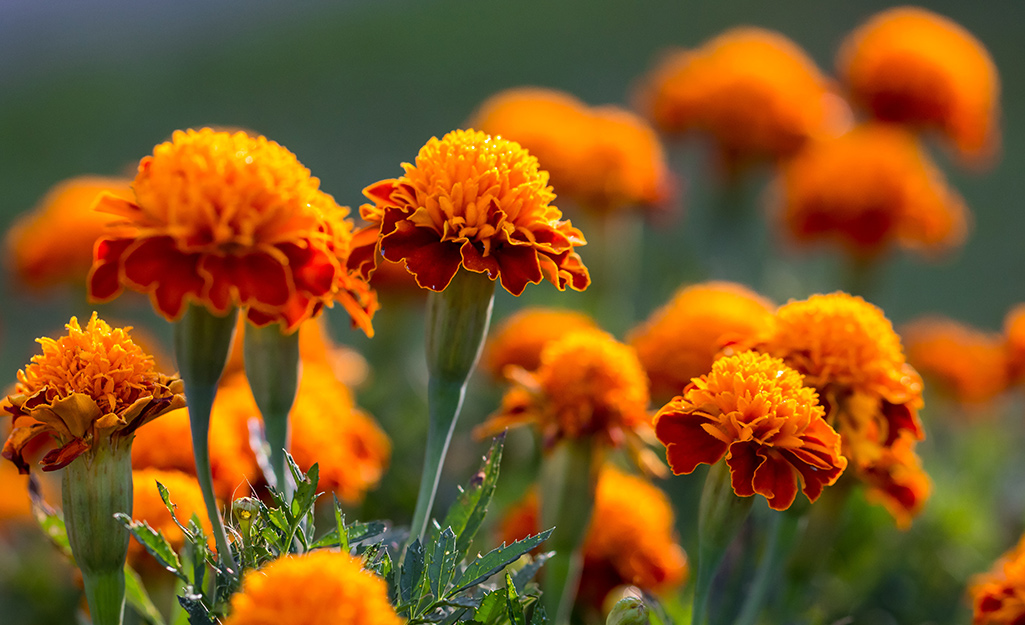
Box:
left=539, top=439, right=597, bottom=625
left=409, top=270, right=496, bottom=544
left=62, top=440, right=132, bottom=625
left=842, top=255, right=879, bottom=299
left=243, top=323, right=301, bottom=499
left=174, top=305, right=239, bottom=574
left=732, top=509, right=799, bottom=625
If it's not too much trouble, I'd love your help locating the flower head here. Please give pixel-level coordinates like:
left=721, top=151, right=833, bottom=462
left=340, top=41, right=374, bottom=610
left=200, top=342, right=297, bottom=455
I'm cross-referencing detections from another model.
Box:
left=654, top=351, right=846, bottom=510
left=350, top=129, right=590, bottom=295
left=5, top=176, right=132, bottom=291
left=129, top=468, right=211, bottom=570
left=472, top=88, right=674, bottom=212
left=224, top=550, right=402, bottom=625
left=838, top=6, right=1000, bottom=165
left=477, top=329, right=650, bottom=449
left=971, top=536, right=1025, bottom=625
left=482, top=307, right=599, bottom=378
left=635, top=27, right=850, bottom=169
left=501, top=466, right=687, bottom=607
left=88, top=128, right=377, bottom=335
left=903, top=316, right=1009, bottom=406
left=777, top=123, right=969, bottom=259
left=629, top=281, right=775, bottom=400
left=1003, top=304, right=1025, bottom=383
left=2, top=313, right=185, bottom=474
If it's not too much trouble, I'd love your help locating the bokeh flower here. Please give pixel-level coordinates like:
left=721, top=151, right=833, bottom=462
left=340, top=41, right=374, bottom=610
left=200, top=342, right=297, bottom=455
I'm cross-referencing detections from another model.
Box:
left=635, top=27, right=850, bottom=169
left=838, top=6, right=1000, bottom=165
left=223, top=550, right=402, bottom=625
left=2, top=313, right=185, bottom=473
left=349, top=128, right=590, bottom=295
left=482, top=307, right=599, bottom=378
left=903, top=315, right=1010, bottom=406
left=5, top=176, right=132, bottom=291
left=776, top=123, right=970, bottom=259
left=970, top=536, right=1025, bottom=625
left=471, top=87, right=674, bottom=212
left=1003, top=304, right=1025, bottom=383
left=477, top=328, right=650, bottom=450
left=628, top=281, right=775, bottom=400
left=654, top=351, right=846, bottom=510
left=87, top=127, right=377, bottom=334
left=858, top=431, right=930, bottom=530
left=501, top=466, right=688, bottom=608
left=128, top=468, right=211, bottom=570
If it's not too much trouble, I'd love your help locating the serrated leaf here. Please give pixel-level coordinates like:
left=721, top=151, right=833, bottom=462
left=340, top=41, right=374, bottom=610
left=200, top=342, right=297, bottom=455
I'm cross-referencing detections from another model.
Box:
left=441, top=435, right=504, bottom=561
left=473, top=588, right=508, bottom=625
left=400, top=539, right=425, bottom=606
left=511, top=551, right=554, bottom=593
left=124, top=564, right=167, bottom=625
left=177, top=591, right=215, bottom=625
left=157, top=482, right=195, bottom=542
left=429, top=527, right=458, bottom=599
left=335, top=496, right=348, bottom=552
left=504, top=573, right=526, bottom=625
left=115, top=513, right=187, bottom=581
left=449, top=529, right=553, bottom=596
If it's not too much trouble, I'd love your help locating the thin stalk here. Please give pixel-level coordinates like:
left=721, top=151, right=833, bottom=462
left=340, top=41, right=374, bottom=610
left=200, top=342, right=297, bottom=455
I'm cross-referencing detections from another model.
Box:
left=732, top=509, right=800, bottom=625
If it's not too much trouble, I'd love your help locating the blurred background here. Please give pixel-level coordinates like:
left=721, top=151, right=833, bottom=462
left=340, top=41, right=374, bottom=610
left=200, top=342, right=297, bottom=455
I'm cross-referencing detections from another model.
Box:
left=1, top=1, right=1024, bottom=624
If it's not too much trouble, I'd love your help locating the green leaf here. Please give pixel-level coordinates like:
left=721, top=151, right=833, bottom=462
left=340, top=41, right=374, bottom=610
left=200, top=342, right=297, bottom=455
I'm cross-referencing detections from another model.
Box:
left=429, top=527, right=458, bottom=599
left=335, top=496, right=348, bottom=552
left=511, top=551, right=554, bottom=593
left=400, top=539, right=425, bottom=606
left=157, top=481, right=196, bottom=543
left=504, top=573, right=526, bottom=625
left=124, top=564, right=168, bottom=625
left=441, top=434, right=504, bottom=561
left=449, top=529, right=553, bottom=596
left=115, top=513, right=187, bottom=581
left=28, top=476, right=71, bottom=558
left=528, top=603, right=548, bottom=625
left=177, top=590, right=215, bottom=625
left=473, top=589, right=508, bottom=625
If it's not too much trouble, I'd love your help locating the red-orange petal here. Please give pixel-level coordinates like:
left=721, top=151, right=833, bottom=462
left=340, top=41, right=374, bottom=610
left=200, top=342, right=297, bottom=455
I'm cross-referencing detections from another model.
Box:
left=657, top=415, right=728, bottom=474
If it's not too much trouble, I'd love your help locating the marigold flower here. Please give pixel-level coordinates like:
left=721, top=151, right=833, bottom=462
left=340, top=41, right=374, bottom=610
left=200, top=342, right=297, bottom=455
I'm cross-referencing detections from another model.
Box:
left=903, top=316, right=1009, bottom=406
left=482, top=307, right=599, bottom=378
left=1, top=313, right=185, bottom=474
left=224, top=550, right=402, bottom=625
left=1003, top=304, right=1025, bottom=383
left=628, top=281, right=775, bottom=400
left=970, top=536, right=1025, bottom=625
left=838, top=6, right=1000, bottom=165
left=0, top=452, right=33, bottom=523
left=477, top=329, right=650, bottom=449
left=129, top=468, right=211, bottom=570
left=654, top=351, right=845, bottom=510
left=777, top=123, right=969, bottom=258
left=635, top=27, right=850, bottom=168
left=501, top=466, right=687, bottom=607
left=5, top=176, right=132, bottom=291
left=349, top=128, right=590, bottom=295
left=87, top=128, right=377, bottom=335
left=472, top=88, right=673, bottom=212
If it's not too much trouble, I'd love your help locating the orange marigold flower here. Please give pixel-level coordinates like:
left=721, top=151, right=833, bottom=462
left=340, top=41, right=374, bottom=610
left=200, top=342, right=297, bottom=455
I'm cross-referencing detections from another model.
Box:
left=349, top=129, right=590, bottom=295
left=1003, top=304, right=1025, bottom=383
left=0, top=451, right=33, bottom=524
left=838, top=6, right=1000, bottom=165
left=970, top=536, right=1025, bottom=625
left=129, top=468, right=211, bottom=570
left=628, top=281, right=775, bottom=400
left=635, top=27, right=850, bottom=168
left=2, top=313, right=185, bottom=474
left=224, top=550, right=402, bottom=625
left=654, top=351, right=846, bottom=510
left=501, top=466, right=687, bottom=608
left=5, top=176, right=132, bottom=291
left=903, top=316, right=1009, bottom=406
left=476, top=328, right=650, bottom=449
left=858, top=432, right=931, bottom=530
left=471, top=87, right=674, bottom=212
left=87, top=128, right=377, bottom=335
left=777, top=123, right=970, bottom=259
left=482, top=307, right=599, bottom=378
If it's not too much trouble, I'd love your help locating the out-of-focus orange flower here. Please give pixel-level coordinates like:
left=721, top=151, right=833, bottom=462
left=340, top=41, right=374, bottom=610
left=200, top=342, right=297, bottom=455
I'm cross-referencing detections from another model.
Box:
left=903, top=316, right=1009, bottom=406
left=1003, top=304, right=1025, bottom=383
left=129, top=468, right=211, bottom=570
left=757, top=292, right=928, bottom=525
left=838, top=6, right=1000, bottom=165
left=349, top=129, right=590, bottom=295
left=0, top=451, right=33, bottom=523
left=224, top=550, right=402, bottom=625
left=88, top=128, right=377, bottom=335
left=629, top=281, right=775, bottom=400
left=477, top=329, right=650, bottom=450
left=482, top=307, right=599, bottom=378
left=501, top=466, right=687, bottom=608
left=654, top=351, right=846, bottom=511
left=858, top=432, right=930, bottom=530
left=970, top=535, right=1025, bottom=625
left=472, top=87, right=674, bottom=212
left=2, top=313, right=184, bottom=474
left=777, top=123, right=969, bottom=259
left=635, top=27, right=850, bottom=169
left=5, top=177, right=132, bottom=291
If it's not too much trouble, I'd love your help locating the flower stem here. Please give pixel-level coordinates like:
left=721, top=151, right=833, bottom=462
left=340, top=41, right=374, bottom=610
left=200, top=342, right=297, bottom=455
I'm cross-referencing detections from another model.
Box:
left=692, top=461, right=753, bottom=625
left=174, top=305, right=239, bottom=574
left=539, top=438, right=597, bottom=625
left=62, top=439, right=132, bottom=625
left=732, top=508, right=801, bottom=625
left=409, top=270, right=495, bottom=544
left=243, top=322, right=301, bottom=499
